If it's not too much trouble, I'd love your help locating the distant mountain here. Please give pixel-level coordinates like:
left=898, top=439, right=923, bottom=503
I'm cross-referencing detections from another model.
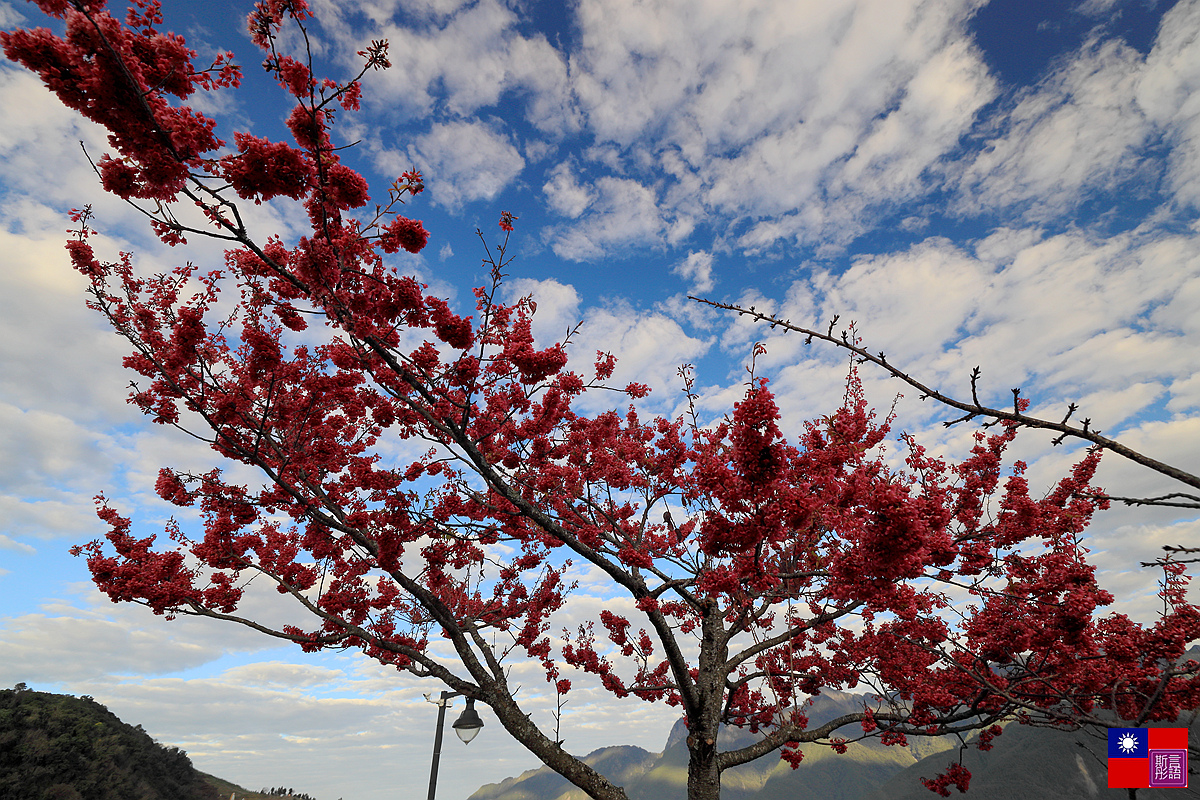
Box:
left=864, top=717, right=1200, bottom=800
left=469, top=744, right=659, bottom=800
left=0, top=685, right=219, bottom=800
left=469, top=691, right=1200, bottom=800
left=467, top=690, right=955, bottom=800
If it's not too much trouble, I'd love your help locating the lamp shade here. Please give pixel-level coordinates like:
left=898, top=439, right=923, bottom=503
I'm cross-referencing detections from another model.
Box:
left=452, top=698, right=484, bottom=744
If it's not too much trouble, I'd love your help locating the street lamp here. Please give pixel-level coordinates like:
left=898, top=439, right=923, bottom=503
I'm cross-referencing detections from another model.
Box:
left=426, top=691, right=484, bottom=800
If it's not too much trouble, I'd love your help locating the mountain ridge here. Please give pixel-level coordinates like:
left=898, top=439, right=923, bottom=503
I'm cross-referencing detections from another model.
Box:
left=469, top=691, right=1200, bottom=800
left=468, top=690, right=956, bottom=800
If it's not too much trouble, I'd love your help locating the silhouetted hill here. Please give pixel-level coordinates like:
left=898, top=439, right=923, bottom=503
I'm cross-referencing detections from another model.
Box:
left=0, top=685, right=219, bottom=800
left=200, top=772, right=325, bottom=800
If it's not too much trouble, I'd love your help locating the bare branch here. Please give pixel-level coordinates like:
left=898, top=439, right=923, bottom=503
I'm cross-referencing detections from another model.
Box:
left=691, top=296, right=1200, bottom=493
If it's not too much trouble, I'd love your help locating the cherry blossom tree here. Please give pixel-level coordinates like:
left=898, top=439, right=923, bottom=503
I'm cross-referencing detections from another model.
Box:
left=5, top=2, right=1200, bottom=799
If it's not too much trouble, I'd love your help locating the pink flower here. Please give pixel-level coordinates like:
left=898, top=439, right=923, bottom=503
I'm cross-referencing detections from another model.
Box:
left=222, top=133, right=312, bottom=202
left=379, top=216, right=428, bottom=254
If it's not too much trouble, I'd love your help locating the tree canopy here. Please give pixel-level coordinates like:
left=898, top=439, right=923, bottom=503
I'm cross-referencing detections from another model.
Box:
left=4, top=2, right=1199, bottom=799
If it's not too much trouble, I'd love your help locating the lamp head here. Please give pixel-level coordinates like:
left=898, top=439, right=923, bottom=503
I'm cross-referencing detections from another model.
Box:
left=452, top=698, right=483, bottom=744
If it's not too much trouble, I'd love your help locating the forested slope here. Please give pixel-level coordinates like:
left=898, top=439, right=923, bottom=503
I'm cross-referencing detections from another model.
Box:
left=0, top=685, right=218, bottom=800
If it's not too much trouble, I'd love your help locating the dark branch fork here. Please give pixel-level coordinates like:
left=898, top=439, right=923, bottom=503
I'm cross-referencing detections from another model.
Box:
left=691, top=297, right=1200, bottom=509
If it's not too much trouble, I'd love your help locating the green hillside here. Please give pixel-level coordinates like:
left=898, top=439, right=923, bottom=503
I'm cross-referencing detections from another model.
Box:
left=0, top=685, right=219, bottom=800
left=626, top=691, right=954, bottom=800
left=0, top=685, right=325, bottom=800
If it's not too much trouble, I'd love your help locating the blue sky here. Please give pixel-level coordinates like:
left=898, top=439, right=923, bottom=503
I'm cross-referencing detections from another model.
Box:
left=1, top=0, right=1199, bottom=798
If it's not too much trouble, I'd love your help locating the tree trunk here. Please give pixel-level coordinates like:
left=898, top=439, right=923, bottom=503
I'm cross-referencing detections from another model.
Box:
left=685, top=597, right=728, bottom=800
left=686, top=736, right=722, bottom=800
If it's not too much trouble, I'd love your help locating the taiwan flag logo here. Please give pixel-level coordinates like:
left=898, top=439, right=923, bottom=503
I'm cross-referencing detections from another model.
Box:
left=1108, top=728, right=1188, bottom=788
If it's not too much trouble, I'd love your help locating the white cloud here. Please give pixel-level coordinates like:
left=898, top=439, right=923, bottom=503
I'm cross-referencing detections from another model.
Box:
left=0, top=220, right=134, bottom=423
left=0, top=496, right=102, bottom=542
left=1167, top=372, right=1200, bottom=413
left=570, top=0, right=993, bottom=249
left=321, top=0, right=576, bottom=131
left=1, top=614, right=222, bottom=682
left=311, top=0, right=1200, bottom=258
left=543, top=161, right=596, bottom=218
left=1137, top=0, right=1200, bottom=210
left=721, top=223, right=1200, bottom=453
left=0, top=596, right=279, bottom=684
left=833, top=39, right=996, bottom=201
left=0, top=405, right=110, bottom=492
left=0, top=535, right=35, bottom=555
left=954, top=38, right=1153, bottom=218
left=316, top=0, right=1020, bottom=251
left=1073, top=0, right=1122, bottom=14
left=494, top=277, right=710, bottom=408
left=403, top=120, right=525, bottom=210
left=544, top=177, right=668, bottom=260
left=778, top=237, right=991, bottom=369
left=0, top=2, right=24, bottom=27
left=219, top=661, right=346, bottom=688
left=655, top=291, right=724, bottom=332
left=500, top=277, right=582, bottom=348
left=949, top=0, right=1200, bottom=218
left=0, top=68, right=106, bottom=199
left=672, top=250, right=716, bottom=294
left=394, top=0, right=474, bottom=18
left=572, top=300, right=710, bottom=413
left=523, top=137, right=556, bottom=164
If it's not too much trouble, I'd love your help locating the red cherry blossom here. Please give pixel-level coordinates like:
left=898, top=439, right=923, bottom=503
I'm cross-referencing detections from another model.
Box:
left=6, top=5, right=1198, bottom=800
left=379, top=215, right=429, bottom=254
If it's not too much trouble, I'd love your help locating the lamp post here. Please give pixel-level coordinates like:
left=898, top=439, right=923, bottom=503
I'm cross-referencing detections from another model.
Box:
left=426, top=691, right=484, bottom=800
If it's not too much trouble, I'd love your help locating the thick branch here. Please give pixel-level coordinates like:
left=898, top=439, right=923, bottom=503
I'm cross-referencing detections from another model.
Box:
left=1091, top=493, right=1200, bottom=510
